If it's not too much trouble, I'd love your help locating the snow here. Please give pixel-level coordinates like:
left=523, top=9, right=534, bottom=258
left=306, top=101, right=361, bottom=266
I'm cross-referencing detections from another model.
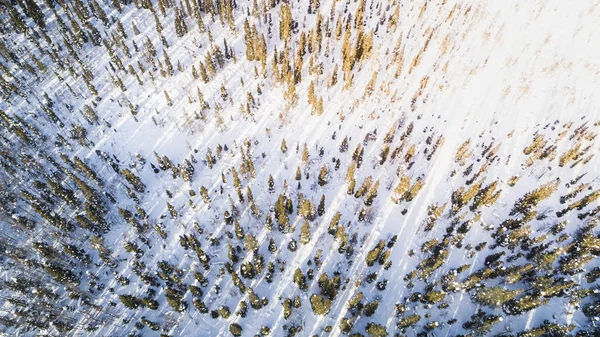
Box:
left=1, top=0, right=600, bottom=336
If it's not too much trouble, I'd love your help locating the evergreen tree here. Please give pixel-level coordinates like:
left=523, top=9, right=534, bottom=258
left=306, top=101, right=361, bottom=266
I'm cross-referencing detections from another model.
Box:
left=364, top=180, right=380, bottom=206
left=268, top=174, right=275, bottom=193
left=300, top=220, right=311, bottom=244
left=365, top=322, right=388, bottom=337
left=472, top=286, right=523, bottom=307
left=302, top=143, right=310, bottom=165
left=294, top=268, right=308, bottom=290
left=163, top=50, right=174, bottom=76
left=229, top=323, right=243, bottom=336
left=164, top=90, right=173, bottom=106
left=279, top=3, right=293, bottom=43
left=275, top=194, right=290, bottom=233
left=310, top=294, right=332, bottom=315
left=119, top=294, right=142, bottom=309
left=174, top=7, right=189, bottom=37
left=318, top=165, right=328, bottom=186
left=281, top=138, right=288, bottom=153
left=318, top=194, right=326, bottom=216
left=121, top=168, right=146, bottom=193
left=199, top=186, right=210, bottom=203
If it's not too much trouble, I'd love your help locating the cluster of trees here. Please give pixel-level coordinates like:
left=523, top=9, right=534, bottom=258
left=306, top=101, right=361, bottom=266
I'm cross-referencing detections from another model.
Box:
left=1, top=0, right=600, bottom=336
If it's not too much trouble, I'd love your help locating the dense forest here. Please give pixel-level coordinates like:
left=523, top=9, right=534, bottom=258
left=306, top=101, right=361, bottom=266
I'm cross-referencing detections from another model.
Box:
left=0, top=0, right=599, bottom=336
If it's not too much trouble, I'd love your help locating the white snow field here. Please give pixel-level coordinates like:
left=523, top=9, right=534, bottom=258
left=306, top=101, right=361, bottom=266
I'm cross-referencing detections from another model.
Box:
left=1, top=0, right=600, bottom=336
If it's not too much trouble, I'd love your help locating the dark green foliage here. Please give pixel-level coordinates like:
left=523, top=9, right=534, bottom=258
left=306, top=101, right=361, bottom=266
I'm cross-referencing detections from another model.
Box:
left=294, top=268, right=308, bottom=291
left=310, top=294, right=332, bottom=315
left=121, top=168, right=145, bottom=193
left=462, top=310, right=502, bottom=334
left=516, top=322, right=574, bottom=337
left=397, top=314, right=420, bottom=328
left=141, top=317, right=160, bottom=331
left=119, top=294, right=142, bottom=309
left=365, top=322, right=388, bottom=337
left=472, top=287, right=522, bottom=307
left=328, top=211, right=341, bottom=235
left=62, top=244, right=92, bottom=264
left=366, top=240, right=386, bottom=267
left=268, top=174, right=275, bottom=193
left=174, top=7, right=188, bottom=37
left=218, top=305, right=231, bottom=318
left=193, top=298, right=208, bottom=313
left=44, top=263, right=79, bottom=285
left=275, top=194, right=291, bottom=233
left=229, top=323, right=243, bottom=336
left=318, top=194, right=326, bottom=216
left=300, top=220, right=311, bottom=244
left=318, top=273, right=341, bottom=300
left=142, top=297, right=159, bottom=310
left=240, top=261, right=256, bottom=279
left=318, top=165, right=328, bottom=186
left=165, top=287, right=187, bottom=312
left=283, top=297, right=293, bottom=319
left=503, top=294, right=549, bottom=316
left=363, top=299, right=379, bottom=317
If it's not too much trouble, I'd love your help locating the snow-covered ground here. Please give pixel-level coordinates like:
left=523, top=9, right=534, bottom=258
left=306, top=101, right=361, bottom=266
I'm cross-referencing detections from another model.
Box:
left=1, top=0, right=600, bottom=336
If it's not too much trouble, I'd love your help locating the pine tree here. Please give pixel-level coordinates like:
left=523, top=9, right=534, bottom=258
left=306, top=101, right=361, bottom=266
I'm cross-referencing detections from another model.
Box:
left=205, top=53, right=216, bottom=77
left=244, top=233, right=259, bottom=252
left=167, top=202, right=178, bottom=218
left=163, top=51, right=174, bottom=76
left=365, top=322, right=388, bottom=337
left=268, top=237, right=277, bottom=252
left=364, top=180, right=380, bottom=206
left=119, top=294, right=142, bottom=309
left=318, top=165, right=328, bottom=186
left=308, top=80, right=316, bottom=106
left=397, top=314, right=421, bottom=328
left=279, top=3, right=293, bottom=43
left=121, top=168, right=146, bottom=192
left=198, top=61, right=209, bottom=82
left=243, top=19, right=255, bottom=60
left=199, top=186, right=210, bottom=203
left=7, top=5, right=27, bottom=33
left=143, top=297, right=159, bottom=310
left=300, top=220, right=311, bottom=244
left=366, top=241, right=385, bottom=266
left=294, top=268, right=309, bottom=290
left=318, top=194, right=326, bottom=216
left=275, top=194, right=290, bottom=233
left=355, top=176, right=373, bottom=199
left=511, top=179, right=560, bottom=216
left=315, top=97, right=324, bottom=116
left=229, top=323, right=243, bottom=336
left=283, top=297, right=293, bottom=319
left=310, top=294, right=332, bottom=315
left=299, top=198, right=316, bottom=220
left=302, top=143, right=310, bottom=165
left=174, top=7, right=188, bottom=37
left=363, top=299, right=380, bottom=317
left=328, top=211, right=341, bottom=235
left=472, top=286, right=523, bottom=307
left=268, top=174, right=275, bottom=193
left=164, top=90, right=173, bottom=106
left=391, top=174, right=410, bottom=204
left=218, top=305, right=231, bottom=318
left=234, top=219, right=244, bottom=239
left=23, top=0, right=46, bottom=28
